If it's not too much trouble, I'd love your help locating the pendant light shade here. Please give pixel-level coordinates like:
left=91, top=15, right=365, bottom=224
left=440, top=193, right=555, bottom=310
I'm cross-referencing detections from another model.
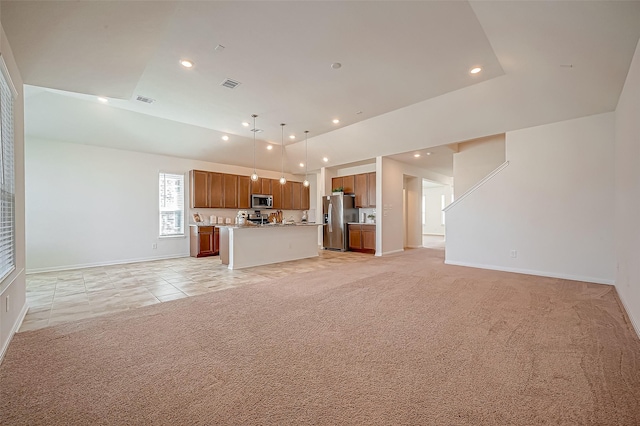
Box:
left=279, top=123, right=287, bottom=185
left=250, top=114, right=259, bottom=182
left=303, top=130, right=310, bottom=187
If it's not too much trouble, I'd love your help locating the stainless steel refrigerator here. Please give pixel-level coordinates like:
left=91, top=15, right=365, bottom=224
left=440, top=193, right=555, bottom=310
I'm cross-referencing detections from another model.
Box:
left=322, top=193, right=358, bottom=251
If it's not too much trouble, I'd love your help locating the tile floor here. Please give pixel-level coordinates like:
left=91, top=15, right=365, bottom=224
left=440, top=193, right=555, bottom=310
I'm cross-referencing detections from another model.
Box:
left=21, top=250, right=370, bottom=332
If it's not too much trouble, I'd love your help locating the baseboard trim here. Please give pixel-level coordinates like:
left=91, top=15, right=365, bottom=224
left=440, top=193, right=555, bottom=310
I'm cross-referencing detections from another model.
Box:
left=0, top=300, right=28, bottom=365
left=406, top=245, right=423, bottom=249
left=614, top=288, right=640, bottom=340
left=444, top=260, right=615, bottom=286
left=26, top=253, right=191, bottom=274
left=382, top=249, right=405, bottom=256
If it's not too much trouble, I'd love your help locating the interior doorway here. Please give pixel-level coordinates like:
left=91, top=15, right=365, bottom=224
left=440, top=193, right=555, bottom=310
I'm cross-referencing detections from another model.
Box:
left=422, top=179, right=453, bottom=247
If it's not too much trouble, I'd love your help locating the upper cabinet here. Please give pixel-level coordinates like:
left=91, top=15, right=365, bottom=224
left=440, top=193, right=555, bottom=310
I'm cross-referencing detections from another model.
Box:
left=301, top=184, right=310, bottom=210
left=238, top=176, right=251, bottom=209
left=367, top=172, right=376, bottom=207
left=191, top=170, right=210, bottom=208
left=210, top=172, right=224, bottom=208
left=331, top=176, right=354, bottom=193
left=251, top=177, right=271, bottom=196
left=190, top=170, right=224, bottom=208
left=354, top=173, right=368, bottom=208
left=191, top=170, right=309, bottom=210
left=332, top=172, right=376, bottom=208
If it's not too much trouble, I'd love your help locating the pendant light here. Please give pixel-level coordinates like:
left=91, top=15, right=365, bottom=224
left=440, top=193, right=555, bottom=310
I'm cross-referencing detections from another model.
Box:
left=279, top=123, right=287, bottom=185
left=250, top=114, right=259, bottom=182
left=303, top=130, right=310, bottom=187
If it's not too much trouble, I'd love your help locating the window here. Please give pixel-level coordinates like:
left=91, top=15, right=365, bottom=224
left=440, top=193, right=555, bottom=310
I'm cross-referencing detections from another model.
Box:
left=0, top=58, right=16, bottom=280
left=159, top=173, right=184, bottom=237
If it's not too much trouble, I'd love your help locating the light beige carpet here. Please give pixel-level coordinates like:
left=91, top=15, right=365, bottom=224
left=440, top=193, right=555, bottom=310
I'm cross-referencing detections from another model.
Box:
left=1, top=249, right=639, bottom=425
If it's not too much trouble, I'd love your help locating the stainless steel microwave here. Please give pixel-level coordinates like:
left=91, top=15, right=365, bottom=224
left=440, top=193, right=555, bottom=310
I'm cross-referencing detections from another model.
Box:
left=251, top=194, right=273, bottom=209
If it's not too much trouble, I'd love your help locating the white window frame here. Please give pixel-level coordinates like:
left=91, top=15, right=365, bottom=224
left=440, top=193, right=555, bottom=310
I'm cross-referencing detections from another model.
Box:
left=159, top=172, right=185, bottom=238
left=0, top=56, right=17, bottom=282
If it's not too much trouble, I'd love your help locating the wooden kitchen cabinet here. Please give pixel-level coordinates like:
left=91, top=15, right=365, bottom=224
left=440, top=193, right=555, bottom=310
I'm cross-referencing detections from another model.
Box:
left=331, top=175, right=355, bottom=194
left=223, top=174, right=238, bottom=208
left=367, top=172, right=376, bottom=207
left=291, top=181, right=302, bottom=210
left=361, top=224, right=376, bottom=251
left=191, top=169, right=308, bottom=211
left=342, top=175, right=355, bottom=193
left=301, top=185, right=310, bottom=210
left=281, top=181, right=293, bottom=210
left=190, top=225, right=219, bottom=257
left=210, top=172, right=224, bottom=208
left=238, top=175, right=251, bottom=209
left=271, top=179, right=283, bottom=209
left=190, top=170, right=224, bottom=208
left=348, top=223, right=376, bottom=254
left=251, top=177, right=271, bottom=196
left=354, top=173, right=368, bottom=208
left=348, top=224, right=362, bottom=250
left=190, top=170, right=210, bottom=208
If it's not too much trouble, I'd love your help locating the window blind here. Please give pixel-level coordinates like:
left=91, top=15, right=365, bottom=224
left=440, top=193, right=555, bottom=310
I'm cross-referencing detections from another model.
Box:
left=0, top=57, right=16, bottom=280
left=159, top=173, right=184, bottom=237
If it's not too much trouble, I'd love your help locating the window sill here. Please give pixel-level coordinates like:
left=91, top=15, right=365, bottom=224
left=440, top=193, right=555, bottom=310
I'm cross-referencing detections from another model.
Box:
left=159, top=234, right=186, bottom=239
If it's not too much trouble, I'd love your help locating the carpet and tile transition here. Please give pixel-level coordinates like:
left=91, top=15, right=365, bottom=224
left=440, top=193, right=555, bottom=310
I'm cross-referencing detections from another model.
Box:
left=1, top=249, right=640, bottom=425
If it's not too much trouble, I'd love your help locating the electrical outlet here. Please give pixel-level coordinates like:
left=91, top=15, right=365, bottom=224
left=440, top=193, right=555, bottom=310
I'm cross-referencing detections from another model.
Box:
left=5, top=295, right=9, bottom=313
left=152, top=243, right=158, bottom=249
left=510, top=250, right=517, bottom=258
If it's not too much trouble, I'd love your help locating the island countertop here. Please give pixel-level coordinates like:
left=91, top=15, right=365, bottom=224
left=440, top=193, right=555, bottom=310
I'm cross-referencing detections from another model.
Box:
left=219, top=224, right=321, bottom=269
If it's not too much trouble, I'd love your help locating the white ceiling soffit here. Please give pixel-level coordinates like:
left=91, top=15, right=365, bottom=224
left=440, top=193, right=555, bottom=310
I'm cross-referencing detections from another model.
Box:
left=2, top=1, right=502, bottom=143
left=0, top=1, right=178, bottom=100
left=3, top=1, right=640, bottom=176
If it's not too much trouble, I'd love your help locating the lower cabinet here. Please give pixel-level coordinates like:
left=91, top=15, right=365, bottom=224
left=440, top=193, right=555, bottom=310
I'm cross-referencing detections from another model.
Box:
left=348, top=224, right=376, bottom=254
left=190, top=225, right=220, bottom=257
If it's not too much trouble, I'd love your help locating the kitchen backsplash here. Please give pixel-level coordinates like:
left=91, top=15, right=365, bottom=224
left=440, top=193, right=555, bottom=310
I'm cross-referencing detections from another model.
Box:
left=188, top=208, right=306, bottom=225
left=358, top=208, right=376, bottom=223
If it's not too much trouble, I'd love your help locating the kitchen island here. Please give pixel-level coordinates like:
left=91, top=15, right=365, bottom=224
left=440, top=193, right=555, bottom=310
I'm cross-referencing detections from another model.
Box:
left=218, top=223, right=322, bottom=270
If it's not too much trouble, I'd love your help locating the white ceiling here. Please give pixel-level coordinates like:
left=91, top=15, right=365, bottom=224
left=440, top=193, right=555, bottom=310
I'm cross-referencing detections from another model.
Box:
left=3, top=1, right=640, bottom=176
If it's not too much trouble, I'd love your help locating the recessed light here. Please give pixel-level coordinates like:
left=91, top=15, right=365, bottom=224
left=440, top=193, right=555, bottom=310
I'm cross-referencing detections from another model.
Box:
left=267, top=145, right=273, bottom=150
left=414, top=153, right=421, bottom=158
left=289, top=135, right=296, bottom=140
left=426, top=152, right=432, bottom=156
left=322, top=157, right=329, bottom=163
left=332, top=119, right=340, bottom=124
left=97, top=97, right=108, bottom=103
left=180, top=59, right=194, bottom=68
left=221, top=135, right=229, bottom=141
left=299, top=162, right=305, bottom=168
left=470, top=66, right=482, bottom=74
left=242, top=122, right=249, bottom=127
left=331, top=62, right=342, bottom=69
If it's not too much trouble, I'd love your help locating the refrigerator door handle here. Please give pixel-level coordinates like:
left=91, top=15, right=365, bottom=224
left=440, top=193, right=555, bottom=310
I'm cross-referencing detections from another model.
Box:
left=328, top=203, right=332, bottom=232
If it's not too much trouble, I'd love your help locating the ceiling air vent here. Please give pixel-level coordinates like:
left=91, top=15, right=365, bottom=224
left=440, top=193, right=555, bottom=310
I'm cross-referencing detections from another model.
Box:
left=250, top=128, right=263, bottom=133
left=136, top=95, right=155, bottom=104
left=220, top=78, right=241, bottom=89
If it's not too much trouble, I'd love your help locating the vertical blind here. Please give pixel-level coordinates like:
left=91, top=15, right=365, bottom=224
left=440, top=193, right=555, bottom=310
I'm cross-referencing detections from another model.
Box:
left=0, top=58, right=15, bottom=280
left=159, top=173, right=184, bottom=237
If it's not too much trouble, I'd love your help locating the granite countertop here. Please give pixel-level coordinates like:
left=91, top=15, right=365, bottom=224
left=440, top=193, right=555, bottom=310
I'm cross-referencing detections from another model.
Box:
left=217, top=222, right=320, bottom=229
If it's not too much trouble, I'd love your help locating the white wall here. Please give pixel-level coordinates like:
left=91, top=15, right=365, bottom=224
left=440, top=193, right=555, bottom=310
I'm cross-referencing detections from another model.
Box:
left=453, top=134, right=505, bottom=198
left=25, top=138, right=307, bottom=272
left=380, top=158, right=405, bottom=255
left=404, top=176, right=422, bottom=248
left=423, top=185, right=452, bottom=235
left=0, top=23, right=27, bottom=361
left=445, top=112, right=615, bottom=284
left=614, top=39, right=640, bottom=335
left=379, top=157, right=452, bottom=255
